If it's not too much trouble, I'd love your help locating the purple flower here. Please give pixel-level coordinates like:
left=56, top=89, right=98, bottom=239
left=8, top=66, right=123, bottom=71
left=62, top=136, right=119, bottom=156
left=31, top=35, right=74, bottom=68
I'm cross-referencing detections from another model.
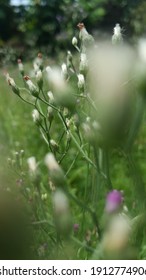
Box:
left=73, top=223, right=79, bottom=233
left=105, top=190, right=124, bottom=213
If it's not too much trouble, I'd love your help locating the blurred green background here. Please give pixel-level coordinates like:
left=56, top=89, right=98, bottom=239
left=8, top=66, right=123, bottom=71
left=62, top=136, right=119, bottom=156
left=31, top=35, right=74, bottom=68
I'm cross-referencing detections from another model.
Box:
left=0, top=0, right=146, bottom=64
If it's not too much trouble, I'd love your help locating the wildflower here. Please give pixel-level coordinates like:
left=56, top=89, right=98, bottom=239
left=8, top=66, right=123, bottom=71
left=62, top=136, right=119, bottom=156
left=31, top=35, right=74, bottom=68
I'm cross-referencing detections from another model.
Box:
left=77, top=74, right=85, bottom=91
left=32, top=109, right=40, bottom=124
left=44, top=153, right=64, bottom=186
left=27, top=156, right=37, bottom=175
left=17, top=59, right=24, bottom=75
left=66, top=51, right=73, bottom=69
left=61, top=63, right=68, bottom=79
left=102, top=213, right=131, bottom=254
left=53, top=190, right=69, bottom=215
left=79, top=53, right=88, bottom=74
left=35, top=70, right=43, bottom=89
left=105, top=190, right=124, bottom=213
left=24, top=75, right=39, bottom=97
left=47, top=106, right=54, bottom=121
left=72, top=36, right=78, bottom=47
left=47, top=91, right=54, bottom=103
left=33, top=62, right=39, bottom=73
left=34, top=52, right=43, bottom=71
left=77, top=22, right=94, bottom=52
left=53, top=190, right=72, bottom=236
left=5, top=73, right=20, bottom=96
left=112, top=23, right=123, bottom=44
left=50, top=139, right=59, bottom=151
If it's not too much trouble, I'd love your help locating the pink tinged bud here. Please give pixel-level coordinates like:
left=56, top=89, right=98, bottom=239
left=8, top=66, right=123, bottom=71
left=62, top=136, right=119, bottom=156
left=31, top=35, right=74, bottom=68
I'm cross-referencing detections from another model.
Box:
left=24, top=75, right=39, bottom=97
left=77, top=22, right=85, bottom=30
left=105, top=190, right=124, bottom=213
left=5, top=73, right=20, bottom=96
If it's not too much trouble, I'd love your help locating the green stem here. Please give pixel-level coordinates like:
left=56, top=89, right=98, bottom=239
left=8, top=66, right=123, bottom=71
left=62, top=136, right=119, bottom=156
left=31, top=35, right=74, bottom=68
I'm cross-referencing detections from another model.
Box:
left=124, top=152, right=146, bottom=211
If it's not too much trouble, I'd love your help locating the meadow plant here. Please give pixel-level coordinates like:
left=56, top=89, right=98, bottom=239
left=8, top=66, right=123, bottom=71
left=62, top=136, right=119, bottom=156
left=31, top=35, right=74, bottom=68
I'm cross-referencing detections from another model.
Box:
left=5, top=23, right=146, bottom=259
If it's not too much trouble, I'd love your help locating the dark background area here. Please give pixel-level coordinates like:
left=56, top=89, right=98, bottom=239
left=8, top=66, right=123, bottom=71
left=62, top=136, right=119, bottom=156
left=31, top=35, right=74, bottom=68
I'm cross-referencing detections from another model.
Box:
left=0, top=0, right=146, bottom=61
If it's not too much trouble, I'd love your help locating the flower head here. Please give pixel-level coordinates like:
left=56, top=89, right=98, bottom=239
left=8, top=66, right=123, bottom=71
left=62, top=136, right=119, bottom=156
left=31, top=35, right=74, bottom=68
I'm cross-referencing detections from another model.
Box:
left=17, top=59, right=24, bottom=75
left=105, top=189, right=124, bottom=213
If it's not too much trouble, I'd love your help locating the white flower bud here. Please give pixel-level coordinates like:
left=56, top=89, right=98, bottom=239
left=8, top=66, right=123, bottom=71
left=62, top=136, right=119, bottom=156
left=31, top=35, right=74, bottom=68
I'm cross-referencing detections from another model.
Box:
left=24, top=76, right=39, bottom=97
left=32, top=109, right=40, bottom=123
left=17, top=59, right=24, bottom=75
left=102, top=213, right=131, bottom=254
left=77, top=74, right=85, bottom=90
left=27, top=156, right=37, bottom=175
left=47, top=91, right=54, bottom=103
left=41, top=193, right=48, bottom=201
left=45, top=153, right=64, bottom=186
left=50, top=139, right=58, bottom=150
left=61, top=63, right=68, bottom=79
left=79, top=53, right=88, bottom=74
left=67, top=51, right=73, bottom=68
left=33, top=62, right=40, bottom=73
left=112, top=23, right=123, bottom=44
left=72, top=36, right=78, bottom=46
left=47, top=106, right=53, bottom=115
left=45, top=153, right=60, bottom=172
left=36, top=70, right=43, bottom=87
left=66, top=118, right=71, bottom=128
left=5, top=73, right=20, bottom=95
left=53, top=190, right=69, bottom=214
left=34, top=53, right=43, bottom=70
